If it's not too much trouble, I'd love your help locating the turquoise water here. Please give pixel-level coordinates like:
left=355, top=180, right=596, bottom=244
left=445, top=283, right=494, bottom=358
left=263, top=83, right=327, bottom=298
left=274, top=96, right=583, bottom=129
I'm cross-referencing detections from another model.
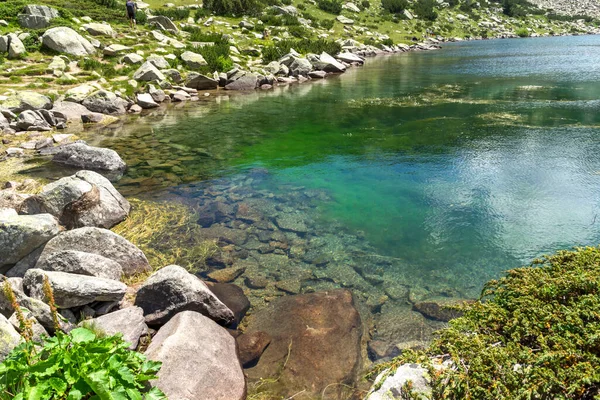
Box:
left=65, top=36, right=600, bottom=337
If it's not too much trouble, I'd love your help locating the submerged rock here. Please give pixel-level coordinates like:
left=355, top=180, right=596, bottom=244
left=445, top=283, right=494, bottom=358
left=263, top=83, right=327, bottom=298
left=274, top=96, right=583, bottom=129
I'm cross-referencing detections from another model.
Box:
left=205, top=282, right=250, bottom=327
left=52, top=143, right=126, bottom=172
left=145, top=311, right=245, bottom=400
left=236, top=331, right=271, bottom=368
left=23, top=268, right=127, bottom=308
left=134, top=265, right=234, bottom=327
left=245, top=289, right=363, bottom=398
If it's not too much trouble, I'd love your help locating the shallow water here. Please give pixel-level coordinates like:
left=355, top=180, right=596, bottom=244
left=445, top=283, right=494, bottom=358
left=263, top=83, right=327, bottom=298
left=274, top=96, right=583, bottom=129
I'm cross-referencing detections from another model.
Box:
left=35, top=35, right=600, bottom=348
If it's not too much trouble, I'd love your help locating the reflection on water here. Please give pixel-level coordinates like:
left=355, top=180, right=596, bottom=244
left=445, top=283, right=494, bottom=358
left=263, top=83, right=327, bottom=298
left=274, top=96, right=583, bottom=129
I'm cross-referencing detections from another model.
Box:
left=29, top=35, right=600, bottom=351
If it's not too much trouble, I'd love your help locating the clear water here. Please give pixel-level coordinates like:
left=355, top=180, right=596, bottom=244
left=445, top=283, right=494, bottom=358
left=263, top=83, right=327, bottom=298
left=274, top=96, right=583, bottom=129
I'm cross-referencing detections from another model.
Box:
left=41, top=35, right=600, bottom=342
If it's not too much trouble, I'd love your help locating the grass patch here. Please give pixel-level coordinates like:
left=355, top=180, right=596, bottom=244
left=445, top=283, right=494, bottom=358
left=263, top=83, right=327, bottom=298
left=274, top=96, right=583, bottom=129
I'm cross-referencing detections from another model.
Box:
left=153, top=7, right=190, bottom=20
left=370, top=246, right=600, bottom=399
left=112, top=198, right=219, bottom=276
left=262, top=38, right=342, bottom=63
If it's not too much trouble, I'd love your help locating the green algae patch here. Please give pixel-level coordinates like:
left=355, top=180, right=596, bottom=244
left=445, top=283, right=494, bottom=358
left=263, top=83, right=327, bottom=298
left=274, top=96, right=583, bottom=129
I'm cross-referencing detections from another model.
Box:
left=368, top=246, right=600, bottom=399
left=112, top=198, right=219, bottom=282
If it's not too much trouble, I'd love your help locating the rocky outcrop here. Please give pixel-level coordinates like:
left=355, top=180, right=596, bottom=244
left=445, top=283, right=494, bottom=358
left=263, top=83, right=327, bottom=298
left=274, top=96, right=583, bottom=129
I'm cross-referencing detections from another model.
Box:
left=7, top=227, right=150, bottom=278
left=18, top=5, right=59, bottom=29
left=245, top=290, right=363, bottom=398
left=81, top=90, right=126, bottom=115
left=147, top=16, right=179, bottom=34
left=52, top=143, right=126, bottom=172
left=145, top=311, right=246, bottom=400
left=1, top=91, right=52, bottom=113
left=80, top=306, right=147, bottom=349
left=224, top=75, right=258, bottom=91
left=42, top=27, right=96, bottom=56
left=23, top=268, right=127, bottom=308
left=37, top=250, right=123, bottom=281
left=181, top=51, right=207, bottom=70
left=0, top=213, right=60, bottom=267
left=134, top=265, right=234, bottom=327
left=51, top=101, right=90, bottom=122
left=186, top=73, right=219, bottom=90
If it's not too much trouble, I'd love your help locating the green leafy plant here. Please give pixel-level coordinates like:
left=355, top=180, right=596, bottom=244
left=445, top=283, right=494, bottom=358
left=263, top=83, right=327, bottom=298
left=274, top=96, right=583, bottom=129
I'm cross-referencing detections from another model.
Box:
left=372, top=246, right=600, bottom=399
left=152, top=7, right=190, bottom=20
left=202, top=0, right=261, bottom=16
left=515, top=27, right=530, bottom=37
left=317, top=0, right=342, bottom=14
left=0, top=279, right=166, bottom=400
left=135, top=10, right=148, bottom=25
left=381, top=0, right=408, bottom=14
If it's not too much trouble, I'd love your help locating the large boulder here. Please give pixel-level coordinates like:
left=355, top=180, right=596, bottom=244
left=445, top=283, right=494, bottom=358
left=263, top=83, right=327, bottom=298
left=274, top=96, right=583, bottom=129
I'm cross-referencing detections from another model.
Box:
left=289, top=57, right=313, bottom=77
left=14, top=110, right=52, bottom=131
left=147, top=16, right=179, bottom=34
left=205, top=282, right=250, bottom=327
left=64, top=84, right=96, bottom=103
left=134, top=265, right=234, bottom=327
left=336, top=52, right=364, bottom=64
left=51, top=101, right=90, bottom=121
left=186, top=73, right=218, bottom=90
left=180, top=51, right=207, bottom=70
left=1, top=91, right=52, bottom=113
left=245, top=290, right=363, bottom=398
left=52, top=143, right=126, bottom=172
left=80, top=307, right=147, bottom=349
left=103, top=44, right=131, bottom=56
left=315, top=52, right=347, bottom=73
left=18, top=5, right=59, bottom=29
left=237, top=331, right=271, bottom=368
left=136, top=93, right=159, bottom=109
left=7, top=34, right=26, bottom=59
left=42, top=27, right=96, bottom=56
left=83, top=22, right=115, bottom=37
left=0, top=314, right=22, bottom=361
left=7, top=227, right=150, bottom=278
left=23, top=268, right=127, bottom=308
left=81, top=90, right=126, bottom=115
left=0, top=213, right=60, bottom=267
left=0, top=285, right=68, bottom=332
left=145, top=311, right=245, bottom=400
left=224, top=74, right=258, bottom=91
left=133, top=62, right=166, bottom=82
left=37, top=250, right=123, bottom=281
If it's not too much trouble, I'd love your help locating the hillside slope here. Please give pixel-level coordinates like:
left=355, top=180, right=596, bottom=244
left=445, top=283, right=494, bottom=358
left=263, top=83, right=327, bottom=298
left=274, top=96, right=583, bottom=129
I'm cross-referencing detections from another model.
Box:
left=527, top=0, right=600, bottom=17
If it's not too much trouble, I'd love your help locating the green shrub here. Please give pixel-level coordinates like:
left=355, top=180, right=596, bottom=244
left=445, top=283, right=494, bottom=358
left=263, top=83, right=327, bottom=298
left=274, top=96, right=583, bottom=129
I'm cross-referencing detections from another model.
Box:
left=180, top=28, right=233, bottom=73
left=135, top=10, right=147, bottom=24
left=381, top=38, right=394, bottom=46
left=262, top=38, right=341, bottom=63
left=202, top=0, right=261, bottom=16
left=288, top=24, right=308, bottom=38
left=0, top=0, right=27, bottom=22
left=153, top=7, right=190, bottom=20
left=21, top=33, right=41, bottom=53
left=375, top=246, right=600, bottom=399
left=361, top=0, right=370, bottom=8
left=317, top=0, right=343, bottom=14
left=281, top=0, right=293, bottom=4
left=515, top=27, right=530, bottom=37
left=413, top=0, right=437, bottom=21
left=93, top=0, right=119, bottom=9
left=298, top=3, right=306, bottom=10
left=320, top=18, right=335, bottom=29
left=381, top=0, right=408, bottom=14
left=78, top=58, right=119, bottom=78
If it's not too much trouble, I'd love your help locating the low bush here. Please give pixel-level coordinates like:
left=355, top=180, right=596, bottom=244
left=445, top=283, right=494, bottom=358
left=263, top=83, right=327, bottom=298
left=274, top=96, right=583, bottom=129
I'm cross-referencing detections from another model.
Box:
left=413, top=0, right=437, bottom=21
left=180, top=26, right=233, bottom=73
left=20, top=33, right=41, bottom=53
left=93, top=0, right=119, bottom=8
left=152, top=7, right=190, bottom=20
left=135, top=10, right=147, bottom=24
left=320, top=18, right=335, bottom=29
left=78, top=58, right=119, bottom=78
left=202, top=0, right=261, bottom=16
left=262, top=38, right=342, bottom=63
left=516, top=26, right=530, bottom=36
left=372, top=246, right=600, bottom=399
left=361, top=0, right=370, bottom=8
left=288, top=24, right=308, bottom=38
left=381, top=0, right=408, bottom=14
left=317, top=0, right=343, bottom=14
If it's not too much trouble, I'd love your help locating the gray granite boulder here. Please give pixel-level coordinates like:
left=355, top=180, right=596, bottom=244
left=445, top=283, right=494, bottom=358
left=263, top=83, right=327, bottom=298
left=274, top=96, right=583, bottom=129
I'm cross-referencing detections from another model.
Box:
left=0, top=314, right=22, bottom=361
left=52, top=143, right=126, bottom=172
left=180, top=51, right=207, bottom=70
left=134, top=265, right=234, bottom=327
left=23, top=268, right=127, bottom=308
left=316, top=52, right=347, bottom=73
left=15, top=110, right=52, bottom=131
left=145, top=311, right=245, bottom=400
left=18, top=5, right=59, bottom=29
left=80, top=306, right=147, bottom=349
left=224, top=74, right=258, bottom=91
left=37, top=250, right=123, bottom=281
left=367, top=364, right=432, bottom=400
left=83, top=22, right=115, bottom=37
left=122, top=53, right=144, bottom=65
left=289, top=57, right=312, bottom=77
left=51, top=101, right=89, bottom=121
left=133, top=62, right=166, bottom=82
left=7, top=227, right=150, bottom=278
left=1, top=91, right=52, bottom=113
left=186, top=73, right=218, bottom=90
left=136, top=93, right=159, bottom=109
left=42, top=27, right=95, bottom=56
left=7, top=34, right=26, bottom=59
left=0, top=285, right=68, bottom=332
left=81, top=90, right=126, bottom=115
left=147, top=16, right=178, bottom=34
left=0, top=213, right=60, bottom=267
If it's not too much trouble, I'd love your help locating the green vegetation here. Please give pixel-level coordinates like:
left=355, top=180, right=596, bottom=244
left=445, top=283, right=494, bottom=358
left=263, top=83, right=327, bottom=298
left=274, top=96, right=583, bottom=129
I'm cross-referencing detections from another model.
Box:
left=413, top=0, right=437, bottom=21
left=317, top=0, right=342, bottom=14
left=372, top=246, right=600, bottom=399
left=262, top=38, right=342, bottom=63
left=180, top=27, right=233, bottom=73
left=135, top=9, right=148, bottom=24
left=202, top=0, right=261, bottom=16
left=0, top=280, right=166, bottom=400
left=152, top=7, right=191, bottom=20
left=516, top=27, right=530, bottom=37
left=381, top=0, right=408, bottom=15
